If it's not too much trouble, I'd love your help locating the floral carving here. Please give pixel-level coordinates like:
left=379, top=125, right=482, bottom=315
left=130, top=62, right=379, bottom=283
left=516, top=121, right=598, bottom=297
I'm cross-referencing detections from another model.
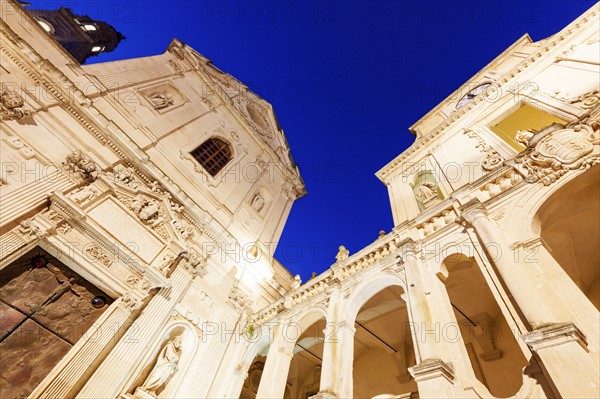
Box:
left=0, top=90, right=33, bottom=120
left=464, top=129, right=504, bottom=171
left=64, top=150, right=99, bottom=181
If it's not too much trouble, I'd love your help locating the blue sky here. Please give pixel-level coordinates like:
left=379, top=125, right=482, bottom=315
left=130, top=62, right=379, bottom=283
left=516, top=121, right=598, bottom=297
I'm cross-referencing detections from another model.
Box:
left=66, top=0, right=596, bottom=281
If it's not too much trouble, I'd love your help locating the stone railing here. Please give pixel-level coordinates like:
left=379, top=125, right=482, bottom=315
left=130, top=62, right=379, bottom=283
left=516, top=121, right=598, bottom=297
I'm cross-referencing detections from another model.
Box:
left=479, top=167, right=524, bottom=200
left=416, top=207, right=457, bottom=238
left=250, top=232, right=401, bottom=326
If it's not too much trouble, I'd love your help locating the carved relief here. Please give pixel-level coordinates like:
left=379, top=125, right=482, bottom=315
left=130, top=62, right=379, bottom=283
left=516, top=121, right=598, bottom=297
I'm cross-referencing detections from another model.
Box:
left=148, top=93, right=174, bottom=110
left=63, top=150, right=99, bottom=181
left=515, top=121, right=599, bottom=185
left=108, top=164, right=141, bottom=189
left=70, top=185, right=99, bottom=205
left=140, top=83, right=185, bottom=114
left=228, top=286, right=251, bottom=312
left=0, top=89, right=33, bottom=120
left=85, top=244, right=114, bottom=267
left=181, top=248, right=207, bottom=278
left=250, top=193, right=265, bottom=213
left=235, top=97, right=273, bottom=138
left=17, top=219, right=44, bottom=239
left=464, top=129, right=505, bottom=171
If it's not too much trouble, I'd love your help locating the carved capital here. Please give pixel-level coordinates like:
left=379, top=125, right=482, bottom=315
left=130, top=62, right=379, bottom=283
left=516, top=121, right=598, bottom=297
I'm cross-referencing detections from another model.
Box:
left=308, top=391, right=337, bottom=399
left=523, top=322, right=588, bottom=352
left=408, top=358, right=455, bottom=383
left=119, top=291, right=144, bottom=313
left=460, top=198, right=488, bottom=225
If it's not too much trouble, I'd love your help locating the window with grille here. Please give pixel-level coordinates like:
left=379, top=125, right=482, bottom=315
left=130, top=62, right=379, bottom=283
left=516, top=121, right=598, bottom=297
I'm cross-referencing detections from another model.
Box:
left=191, top=138, right=232, bottom=177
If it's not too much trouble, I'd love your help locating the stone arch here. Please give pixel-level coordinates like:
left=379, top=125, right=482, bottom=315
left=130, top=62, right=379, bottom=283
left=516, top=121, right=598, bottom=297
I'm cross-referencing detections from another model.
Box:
left=283, top=306, right=328, bottom=398
left=438, top=253, right=528, bottom=398
left=344, top=272, right=418, bottom=398
left=532, top=165, right=599, bottom=310
left=344, top=271, right=407, bottom=325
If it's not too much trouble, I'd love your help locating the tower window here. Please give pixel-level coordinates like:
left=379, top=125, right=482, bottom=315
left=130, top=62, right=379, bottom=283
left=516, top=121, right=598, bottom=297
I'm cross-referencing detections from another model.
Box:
left=91, top=46, right=105, bottom=53
left=83, top=24, right=97, bottom=31
left=191, top=138, right=232, bottom=177
left=36, top=18, right=54, bottom=34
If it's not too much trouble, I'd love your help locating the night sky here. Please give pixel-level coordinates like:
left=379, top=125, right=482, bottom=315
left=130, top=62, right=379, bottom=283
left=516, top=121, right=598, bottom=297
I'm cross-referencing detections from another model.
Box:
left=55, top=0, right=596, bottom=281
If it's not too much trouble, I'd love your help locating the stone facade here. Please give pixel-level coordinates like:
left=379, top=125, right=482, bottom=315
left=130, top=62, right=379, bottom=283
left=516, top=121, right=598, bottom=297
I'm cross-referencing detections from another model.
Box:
left=0, top=0, right=599, bottom=398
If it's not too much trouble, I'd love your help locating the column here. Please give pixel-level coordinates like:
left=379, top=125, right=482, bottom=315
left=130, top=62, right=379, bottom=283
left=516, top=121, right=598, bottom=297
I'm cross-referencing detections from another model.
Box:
left=402, top=244, right=458, bottom=398
left=462, top=200, right=599, bottom=398
left=318, top=283, right=355, bottom=398
left=256, top=319, right=295, bottom=399
left=76, top=268, right=193, bottom=398
left=30, top=293, right=142, bottom=399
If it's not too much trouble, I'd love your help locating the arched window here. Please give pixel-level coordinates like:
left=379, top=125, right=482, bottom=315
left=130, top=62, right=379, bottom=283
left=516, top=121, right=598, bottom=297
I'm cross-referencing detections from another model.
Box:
left=191, top=137, right=232, bottom=177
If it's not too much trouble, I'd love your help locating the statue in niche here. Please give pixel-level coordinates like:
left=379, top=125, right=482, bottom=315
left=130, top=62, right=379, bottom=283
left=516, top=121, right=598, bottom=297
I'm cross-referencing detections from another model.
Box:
left=148, top=93, right=174, bottom=110
left=251, top=193, right=265, bottom=213
left=416, top=181, right=437, bottom=201
left=135, top=335, right=183, bottom=398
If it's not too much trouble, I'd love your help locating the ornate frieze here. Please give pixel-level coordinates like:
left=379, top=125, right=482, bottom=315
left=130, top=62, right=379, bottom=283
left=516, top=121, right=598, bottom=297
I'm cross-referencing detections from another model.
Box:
left=85, top=244, right=114, bottom=268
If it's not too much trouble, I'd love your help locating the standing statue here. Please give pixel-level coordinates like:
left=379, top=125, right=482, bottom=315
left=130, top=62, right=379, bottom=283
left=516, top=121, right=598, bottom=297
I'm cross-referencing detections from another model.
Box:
left=335, top=245, right=349, bottom=263
left=136, top=335, right=183, bottom=397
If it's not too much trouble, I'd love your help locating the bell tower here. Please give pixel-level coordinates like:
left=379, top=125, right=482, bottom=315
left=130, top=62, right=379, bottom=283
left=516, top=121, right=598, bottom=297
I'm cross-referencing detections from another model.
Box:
left=24, top=6, right=124, bottom=63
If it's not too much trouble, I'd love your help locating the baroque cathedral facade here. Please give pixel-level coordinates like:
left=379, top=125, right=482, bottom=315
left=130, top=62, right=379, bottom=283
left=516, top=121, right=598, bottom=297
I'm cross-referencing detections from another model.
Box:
left=0, top=0, right=599, bottom=398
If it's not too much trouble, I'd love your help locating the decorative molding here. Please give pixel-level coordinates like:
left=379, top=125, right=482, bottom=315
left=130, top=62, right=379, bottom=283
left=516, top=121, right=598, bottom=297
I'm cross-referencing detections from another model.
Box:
left=523, top=322, right=588, bottom=352
left=408, top=358, right=455, bottom=383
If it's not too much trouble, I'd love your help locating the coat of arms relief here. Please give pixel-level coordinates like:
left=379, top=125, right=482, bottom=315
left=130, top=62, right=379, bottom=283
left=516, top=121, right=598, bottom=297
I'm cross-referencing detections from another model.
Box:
left=515, top=108, right=600, bottom=185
